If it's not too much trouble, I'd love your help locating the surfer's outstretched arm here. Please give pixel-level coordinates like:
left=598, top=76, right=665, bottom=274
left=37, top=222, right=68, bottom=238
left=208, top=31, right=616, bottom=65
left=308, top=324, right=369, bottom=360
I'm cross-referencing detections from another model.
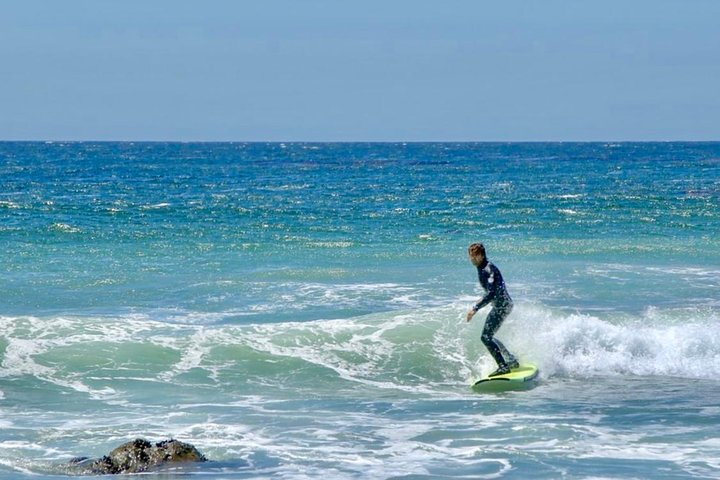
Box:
left=466, top=293, right=489, bottom=321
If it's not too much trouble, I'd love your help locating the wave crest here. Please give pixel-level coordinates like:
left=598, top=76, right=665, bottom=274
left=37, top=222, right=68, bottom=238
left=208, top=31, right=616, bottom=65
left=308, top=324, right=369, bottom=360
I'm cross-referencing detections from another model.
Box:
left=2, top=305, right=719, bottom=402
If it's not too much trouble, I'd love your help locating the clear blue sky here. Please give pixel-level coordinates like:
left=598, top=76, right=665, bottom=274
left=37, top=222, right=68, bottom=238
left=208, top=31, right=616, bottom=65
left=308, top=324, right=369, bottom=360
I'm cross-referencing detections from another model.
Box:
left=1, top=0, right=718, bottom=141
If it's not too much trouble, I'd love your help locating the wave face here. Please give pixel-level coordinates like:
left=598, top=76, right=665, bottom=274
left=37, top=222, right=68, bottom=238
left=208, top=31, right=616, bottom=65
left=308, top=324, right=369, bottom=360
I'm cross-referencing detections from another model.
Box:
left=1, top=142, right=720, bottom=478
left=2, top=304, right=719, bottom=399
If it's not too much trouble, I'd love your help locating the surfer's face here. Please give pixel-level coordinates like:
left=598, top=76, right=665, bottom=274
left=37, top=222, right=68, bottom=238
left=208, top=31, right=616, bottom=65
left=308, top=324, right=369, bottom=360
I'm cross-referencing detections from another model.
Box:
left=469, top=252, right=485, bottom=267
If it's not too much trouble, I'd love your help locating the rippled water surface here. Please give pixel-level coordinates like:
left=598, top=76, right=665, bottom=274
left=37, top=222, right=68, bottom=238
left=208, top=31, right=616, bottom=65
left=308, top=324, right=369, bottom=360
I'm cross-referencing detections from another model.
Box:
left=1, top=142, right=719, bottom=478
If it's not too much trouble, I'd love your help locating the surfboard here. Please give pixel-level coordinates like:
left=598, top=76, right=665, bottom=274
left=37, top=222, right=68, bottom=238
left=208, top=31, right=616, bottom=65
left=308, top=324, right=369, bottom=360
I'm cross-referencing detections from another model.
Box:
left=471, top=364, right=539, bottom=392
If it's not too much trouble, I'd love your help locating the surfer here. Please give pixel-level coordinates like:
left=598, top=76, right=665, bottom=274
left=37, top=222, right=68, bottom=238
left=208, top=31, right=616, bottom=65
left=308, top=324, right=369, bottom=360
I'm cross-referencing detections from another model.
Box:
left=466, top=243, right=519, bottom=377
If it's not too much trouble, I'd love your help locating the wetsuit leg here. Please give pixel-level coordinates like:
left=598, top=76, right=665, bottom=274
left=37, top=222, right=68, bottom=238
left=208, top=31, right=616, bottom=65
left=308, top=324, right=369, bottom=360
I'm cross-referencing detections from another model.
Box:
left=495, top=339, right=517, bottom=366
left=480, top=303, right=514, bottom=367
left=494, top=302, right=517, bottom=365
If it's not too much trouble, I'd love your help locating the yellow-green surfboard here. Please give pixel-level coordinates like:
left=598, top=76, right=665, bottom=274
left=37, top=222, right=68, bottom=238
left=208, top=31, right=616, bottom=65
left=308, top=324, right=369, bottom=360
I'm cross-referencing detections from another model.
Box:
left=472, top=364, right=539, bottom=392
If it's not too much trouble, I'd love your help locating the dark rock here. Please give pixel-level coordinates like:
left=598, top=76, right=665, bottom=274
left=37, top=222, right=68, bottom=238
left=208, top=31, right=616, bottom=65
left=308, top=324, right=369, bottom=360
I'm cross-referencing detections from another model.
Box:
left=64, top=438, right=206, bottom=475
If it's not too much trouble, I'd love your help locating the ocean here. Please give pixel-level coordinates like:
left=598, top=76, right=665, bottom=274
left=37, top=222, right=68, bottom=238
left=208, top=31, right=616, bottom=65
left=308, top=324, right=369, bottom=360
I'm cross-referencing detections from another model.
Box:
left=1, top=142, right=719, bottom=479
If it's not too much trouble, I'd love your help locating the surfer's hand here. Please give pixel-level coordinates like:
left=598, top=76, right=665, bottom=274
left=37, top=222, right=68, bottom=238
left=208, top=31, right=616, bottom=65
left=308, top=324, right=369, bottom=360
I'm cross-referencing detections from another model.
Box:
left=466, top=310, right=475, bottom=322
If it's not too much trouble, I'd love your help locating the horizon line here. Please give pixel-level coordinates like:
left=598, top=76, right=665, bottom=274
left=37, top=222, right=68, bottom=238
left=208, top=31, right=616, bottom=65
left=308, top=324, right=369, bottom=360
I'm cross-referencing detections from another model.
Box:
left=1, top=139, right=719, bottom=144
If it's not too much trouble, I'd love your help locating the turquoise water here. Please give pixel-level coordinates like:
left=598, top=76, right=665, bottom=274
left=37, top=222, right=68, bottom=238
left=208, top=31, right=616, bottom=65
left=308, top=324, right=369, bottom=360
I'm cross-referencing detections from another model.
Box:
left=1, top=142, right=719, bottom=478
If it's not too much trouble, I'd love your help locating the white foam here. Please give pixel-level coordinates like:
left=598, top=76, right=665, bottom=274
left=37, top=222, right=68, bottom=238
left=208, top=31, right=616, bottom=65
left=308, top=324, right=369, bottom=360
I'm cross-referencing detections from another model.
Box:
left=504, top=303, right=720, bottom=379
left=50, top=222, right=81, bottom=233
left=558, top=208, right=582, bottom=216
left=0, top=315, right=175, bottom=400
left=0, top=200, right=21, bottom=209
left=157, top=326, right=226, bottom=382
left=240, top=281, right=445, bottom=317
left=142, top=202, right=171, bottom=209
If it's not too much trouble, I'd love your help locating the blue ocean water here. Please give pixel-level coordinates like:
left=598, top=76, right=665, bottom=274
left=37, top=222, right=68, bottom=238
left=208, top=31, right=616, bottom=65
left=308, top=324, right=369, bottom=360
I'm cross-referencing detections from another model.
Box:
left=1, top=142, right=719, bottom=479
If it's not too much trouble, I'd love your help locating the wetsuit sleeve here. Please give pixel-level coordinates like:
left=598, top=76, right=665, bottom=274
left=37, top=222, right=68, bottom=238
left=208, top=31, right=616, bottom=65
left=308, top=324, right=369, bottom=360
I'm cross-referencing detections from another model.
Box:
left=473, top=265, right=499, bottom=311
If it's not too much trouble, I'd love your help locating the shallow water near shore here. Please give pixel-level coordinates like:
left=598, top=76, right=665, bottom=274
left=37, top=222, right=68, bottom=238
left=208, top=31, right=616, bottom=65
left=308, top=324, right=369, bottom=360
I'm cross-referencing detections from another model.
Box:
left=1, top=142, right=719, bottom=478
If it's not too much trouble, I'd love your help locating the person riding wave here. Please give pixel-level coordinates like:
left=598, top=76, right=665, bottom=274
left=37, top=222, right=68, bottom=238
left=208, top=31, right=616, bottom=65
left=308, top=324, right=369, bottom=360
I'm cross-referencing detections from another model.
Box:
left=466, top=243, right=519, bottom=377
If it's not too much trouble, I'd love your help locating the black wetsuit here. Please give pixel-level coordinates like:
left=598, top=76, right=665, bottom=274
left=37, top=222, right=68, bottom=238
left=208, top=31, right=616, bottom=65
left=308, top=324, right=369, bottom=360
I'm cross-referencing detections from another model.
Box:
left=473, top=259, right=516, bottom=368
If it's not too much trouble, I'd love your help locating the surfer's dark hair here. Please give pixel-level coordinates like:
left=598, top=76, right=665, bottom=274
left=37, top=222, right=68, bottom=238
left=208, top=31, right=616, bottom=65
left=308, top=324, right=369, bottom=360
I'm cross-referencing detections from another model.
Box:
left=468, top=243, right=486, bottom=257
